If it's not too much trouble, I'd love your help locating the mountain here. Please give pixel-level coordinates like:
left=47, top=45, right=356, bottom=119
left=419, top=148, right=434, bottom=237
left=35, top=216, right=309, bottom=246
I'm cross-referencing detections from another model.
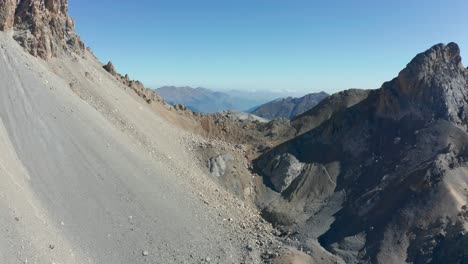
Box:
left=254, top=43, right=468, bottom=263
left=1, top=1, right=467, bottom=264
left=291, top=89, right=371, bottom=135
left=250, top=92, right=329, bottom=119
left=155, top=86, right=315, bottom=114
left=155, top=86, right=236, bottom=112
left=155, top=86, right=280, bottom=113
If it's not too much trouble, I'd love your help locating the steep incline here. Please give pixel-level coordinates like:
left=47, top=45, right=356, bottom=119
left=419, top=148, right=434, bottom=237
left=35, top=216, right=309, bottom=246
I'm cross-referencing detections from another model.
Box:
left=0, top=1, right=277, bottom=263
left=0, top=30, right=259, bottom=264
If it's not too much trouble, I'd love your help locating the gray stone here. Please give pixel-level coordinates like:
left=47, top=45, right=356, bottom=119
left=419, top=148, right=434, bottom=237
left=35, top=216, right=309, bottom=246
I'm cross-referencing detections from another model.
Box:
left=208, top=154, right=234, bottom=177
left=261, top=153, right=304, bottom=192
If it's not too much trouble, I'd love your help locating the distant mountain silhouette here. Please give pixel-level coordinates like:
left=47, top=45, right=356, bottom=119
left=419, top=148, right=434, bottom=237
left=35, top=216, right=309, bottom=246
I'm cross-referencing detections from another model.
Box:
left=250, top=92, right=329, bottom=119
left=155, top=86, right=308, bottom=113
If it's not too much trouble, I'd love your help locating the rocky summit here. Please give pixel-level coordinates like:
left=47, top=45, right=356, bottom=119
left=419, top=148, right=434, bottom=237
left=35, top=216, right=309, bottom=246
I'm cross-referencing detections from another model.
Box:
left=254, top=43, right=468, bottom=263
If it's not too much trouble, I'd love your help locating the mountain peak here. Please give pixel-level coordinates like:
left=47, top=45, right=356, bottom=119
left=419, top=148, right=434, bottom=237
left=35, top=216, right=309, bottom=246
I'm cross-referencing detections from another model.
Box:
left=411, top=42, right=461, bottom=65
left=400, top=42, right=463, bottom=84
left=0, top=0, right=84, bottom=59
left=377, top=43, right=468, bottom=125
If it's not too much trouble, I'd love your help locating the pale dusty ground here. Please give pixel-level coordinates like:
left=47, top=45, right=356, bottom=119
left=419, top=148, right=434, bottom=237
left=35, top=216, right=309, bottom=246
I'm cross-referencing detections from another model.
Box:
left=0, top=31, right=278, bottom=264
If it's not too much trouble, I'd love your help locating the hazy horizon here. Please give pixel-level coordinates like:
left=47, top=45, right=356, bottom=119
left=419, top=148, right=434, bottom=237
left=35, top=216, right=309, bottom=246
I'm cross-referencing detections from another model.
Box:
left=70, top=0, right=468, bottom=94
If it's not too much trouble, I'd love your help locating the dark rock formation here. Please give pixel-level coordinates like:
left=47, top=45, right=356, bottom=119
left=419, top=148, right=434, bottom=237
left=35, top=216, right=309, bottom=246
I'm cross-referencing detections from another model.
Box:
left=103, top=61, right=117, bottom=76
left=291, top=89, right=370, bottom=136
left=254, top=43, right=468, bottom=263
left=0, top=0, right=84, bottom=59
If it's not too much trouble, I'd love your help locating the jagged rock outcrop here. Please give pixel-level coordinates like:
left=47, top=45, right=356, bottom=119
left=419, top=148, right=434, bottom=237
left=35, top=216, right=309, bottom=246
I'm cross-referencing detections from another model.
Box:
left=101, top=59, right=166, bottom=105
left=0, top=0, right=84, bottom=59
left=254, top=43, right=468, bottom=263
left=377, top=43, right=468, bottom=127
left=103, top=61, right=117, bottom=76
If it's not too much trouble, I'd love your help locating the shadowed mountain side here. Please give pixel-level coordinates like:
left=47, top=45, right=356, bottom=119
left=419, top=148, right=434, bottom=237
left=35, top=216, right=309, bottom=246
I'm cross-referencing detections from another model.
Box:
left=254, top=43, right=468, bottom=263
left=250, top=92, right=329, bottom=119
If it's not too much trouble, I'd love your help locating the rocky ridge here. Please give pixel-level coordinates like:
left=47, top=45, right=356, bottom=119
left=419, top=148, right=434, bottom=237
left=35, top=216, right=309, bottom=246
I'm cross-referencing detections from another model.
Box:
left=291, top=89, right=371, bottom=136
left=250, top=92, right=329, bottom=119
left=102, top=61, right=166, bottom=105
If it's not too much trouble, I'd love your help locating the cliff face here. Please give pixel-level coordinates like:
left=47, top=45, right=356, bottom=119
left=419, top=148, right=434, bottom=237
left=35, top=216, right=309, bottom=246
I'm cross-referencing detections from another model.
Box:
left=0, top=0, right=84, bottom=59
left=0, top=0, right=16, bottom=31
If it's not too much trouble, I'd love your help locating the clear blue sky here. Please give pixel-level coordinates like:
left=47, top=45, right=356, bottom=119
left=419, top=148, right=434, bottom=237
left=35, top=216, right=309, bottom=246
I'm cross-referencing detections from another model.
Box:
left=69, top=0, right=468, bottom=94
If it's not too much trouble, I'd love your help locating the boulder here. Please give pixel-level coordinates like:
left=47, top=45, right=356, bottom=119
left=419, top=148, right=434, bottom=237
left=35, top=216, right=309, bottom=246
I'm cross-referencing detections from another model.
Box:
left=260, top=153, right=304, bottom=192
left=208, top=154, right=234, bottom=177
left=103, top=61, right=117, bottom=76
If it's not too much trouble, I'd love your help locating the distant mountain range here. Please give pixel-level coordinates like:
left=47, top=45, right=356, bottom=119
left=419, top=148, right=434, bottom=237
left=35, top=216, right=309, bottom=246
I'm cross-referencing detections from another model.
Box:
left=155, top=86, right=235, bottom=113
left=154, top=86, right=320, bottom=114
left=249, top=92, right=329, bottom=119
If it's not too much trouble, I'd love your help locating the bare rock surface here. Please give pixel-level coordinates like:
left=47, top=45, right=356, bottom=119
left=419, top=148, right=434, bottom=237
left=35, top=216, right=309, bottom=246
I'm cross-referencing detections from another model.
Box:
left=1, top=0, right=84, bottom=59
left=260, top=153, right=304, bottom=192
left=208, top=154, right=234, bottom=177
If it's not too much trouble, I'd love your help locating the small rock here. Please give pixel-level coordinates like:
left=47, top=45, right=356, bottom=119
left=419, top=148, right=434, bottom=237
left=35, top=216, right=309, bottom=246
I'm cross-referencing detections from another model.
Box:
left=247, top=244, right=253, bottom=251
left=142, top=250, right=149, bottom=256
left=103, top=61, right=117, bottom=76
left=205, top=256, right=211, bottom=262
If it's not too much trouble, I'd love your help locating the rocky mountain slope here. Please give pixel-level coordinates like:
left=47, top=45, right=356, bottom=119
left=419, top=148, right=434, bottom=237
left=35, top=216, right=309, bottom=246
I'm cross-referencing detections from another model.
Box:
left=2, top=1, right=467, bottom=264
left=0, top=1, right=285, bottom=263
left=250, top=92, right=329, bottom=119
left=291, top=89, right=370, bottom=135
left=254, top=43, right=468, bottom=263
